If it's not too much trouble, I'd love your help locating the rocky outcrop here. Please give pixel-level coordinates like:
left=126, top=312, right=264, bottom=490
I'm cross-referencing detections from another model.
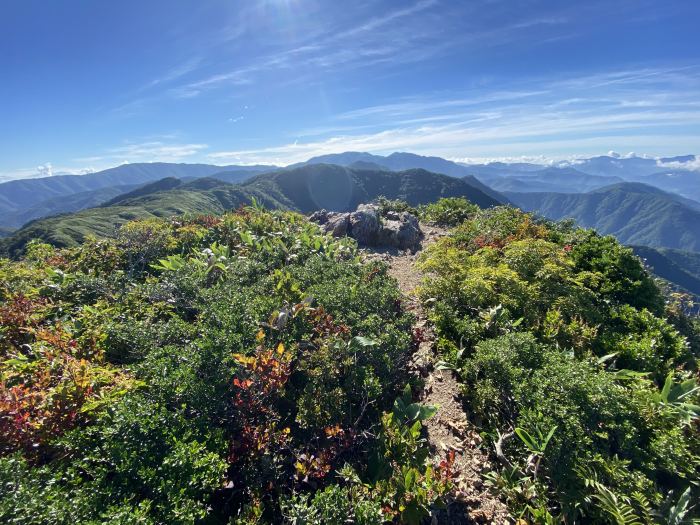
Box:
left=310, top=204, right=423, bottom=250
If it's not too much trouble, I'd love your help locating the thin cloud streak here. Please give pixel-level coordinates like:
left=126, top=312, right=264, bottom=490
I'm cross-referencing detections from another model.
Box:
left=75, top=141, right=210, bottom=165
left=96, top=62, right=700, bottom=171
left=165, top=2, right=572, bottom=100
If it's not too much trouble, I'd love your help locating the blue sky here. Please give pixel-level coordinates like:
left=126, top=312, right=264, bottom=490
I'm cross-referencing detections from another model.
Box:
left=1, top=0, right=699, bottom=180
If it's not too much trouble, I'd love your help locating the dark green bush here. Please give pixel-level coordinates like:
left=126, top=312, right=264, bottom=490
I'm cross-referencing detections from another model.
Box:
left=419, top=202, right=700, bottom=522
left=417, top=196, right=479, bottom=226
left=0, top=207, right=433, bottom=523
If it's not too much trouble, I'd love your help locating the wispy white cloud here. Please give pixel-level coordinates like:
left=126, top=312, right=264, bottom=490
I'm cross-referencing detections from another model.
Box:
left=108, top=141, right=208, bottom=160
left=74, top=141, right=210, bottom=167
left=551, top=65, right=700, bottom=90
left=168, top=1, right=571, bottom=99
left=656, top=156, right=700, bottom=171
left=104, top=0, right=580, bottom=122
left=332, top=91, right=548, bottom=122
left=138, top=57, right=204, bottom=92
left=0, top=164, right=96, bottom=183
left=206, top=66, right=700, bottom=165
left=333, top=0, right=438, bottom=39
left=109, top=58, right=205, bottom=116
left=167, top=1, right=440, bottom=98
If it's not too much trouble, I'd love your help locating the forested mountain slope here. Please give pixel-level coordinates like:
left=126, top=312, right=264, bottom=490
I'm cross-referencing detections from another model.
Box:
left=243, top=164, right=504, bottom=212
left=2, top=183, right=140, bottom=229
left=642, top=169, right=700, bottom=202
left=0, top=165, right=504, bottom=256
left=0, top=180, right=267, bottom=257
left=632, top=245, right=700, bottom=298
left=0, top=163, right=274, bottom=230
left=507, top=182, right=700, bottom=251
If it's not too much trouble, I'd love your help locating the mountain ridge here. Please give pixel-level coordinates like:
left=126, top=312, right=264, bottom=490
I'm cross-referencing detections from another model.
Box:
left=507, top=182, right=700, bottom=251
left=0, top=165, right=504, bottom=257
left=2, top=152, right=697, bottom=230
left=632, top=245, right=700, bottom=299
left=0, top=162, right=275, bottom=229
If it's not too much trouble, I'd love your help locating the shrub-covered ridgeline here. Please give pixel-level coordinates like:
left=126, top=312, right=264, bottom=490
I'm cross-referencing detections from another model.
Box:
left=1, top=197, right=699, bottom=524
left=0, top=204, right=452, bottom=524
left=416, top=200, right=700, bottom=523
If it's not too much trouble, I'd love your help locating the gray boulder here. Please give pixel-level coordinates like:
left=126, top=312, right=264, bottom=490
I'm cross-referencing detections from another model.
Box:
left=377, top=211, right=422, bottom=250
left=309, top=209, right=350, bottom=237
left=311, top=204, right=423, bottom=250
left=349, top=204, right=381, bottom=245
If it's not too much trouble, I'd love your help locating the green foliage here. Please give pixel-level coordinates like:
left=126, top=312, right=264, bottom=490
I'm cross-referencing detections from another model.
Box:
left=0, top=395, right=228, bottom=524
left=279, top=390, right=451, bottom=525
left=280, top=484, right=383, bottom=525
left=419, top=203, right=700, bottom=522
left=4, top=196, right=699, bottom=523
left=600, top=304, right=691, bottom=380
left=417, top=196, right=479, bottom=226
left=374, top=196, right=418, bottom=216
left=570, top=231, right=664, bottom=314
left=0, top=205, right=436, bottom=523
left=514, top=423, right=557, bottom=456
left=653, top=372, right=700, bottom=425
left=508, top=182, right=700, bottom=251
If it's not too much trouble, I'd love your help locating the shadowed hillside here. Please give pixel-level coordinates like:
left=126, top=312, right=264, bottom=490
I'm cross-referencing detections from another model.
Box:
left=0, top=165, right=504, bottom=256
left=0, top=163, right=274, bottom=229
left=507, top=182, right=700, bottom=251
left=632, top=245, right=700, bottom=298
left=244, top=164, right=504, bottom=212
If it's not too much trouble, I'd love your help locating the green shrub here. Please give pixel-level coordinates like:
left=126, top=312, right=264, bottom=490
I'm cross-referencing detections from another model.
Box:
left=417, top=196, right=479, bottom=226
left=0, top=206, right=427, bottom=523
left=419, top=205, right=700, bottom=521
left=570, top=232, right=664, bottom=314
left=0, top=395, right=228, bottom=525
left=374, top=196, right=418, bottom=217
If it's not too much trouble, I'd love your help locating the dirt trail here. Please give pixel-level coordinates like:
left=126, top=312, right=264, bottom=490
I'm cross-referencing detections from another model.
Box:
left=366, top=225, right=510, bottom=524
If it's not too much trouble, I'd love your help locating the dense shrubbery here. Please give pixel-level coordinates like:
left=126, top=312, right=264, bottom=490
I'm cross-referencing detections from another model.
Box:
left=375, top=196, right=481, bottom=228
left=0, top=206, right=448, bottom=523
left=418, top=203, right=700, bottom=522
left=3, top=198, right=699, bottom=524
left=417, top=197, right=479, bottom=227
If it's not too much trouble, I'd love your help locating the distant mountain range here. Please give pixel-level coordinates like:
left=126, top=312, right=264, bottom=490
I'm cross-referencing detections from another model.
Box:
left=459, top=155, right=700, bottom=200
left=296, top=151, right=509, bottom=203
left=2, top=152, right=697, bottom=231
left=640, top=170, right=700, bottom=203
left=507, top=182, right=700, bottom=251
left=0, top=164, right=502, bottom=257
left=2, top=151, right=700, bottom=297
left=0, top=163, right=274, bottom=229
left=299, top=151, right=477, bottom=178
left=565, top=154, right=696, bottom=179
left=3, top=183, right=140, bottom=229
left=471, top=167, right=624, bottom=194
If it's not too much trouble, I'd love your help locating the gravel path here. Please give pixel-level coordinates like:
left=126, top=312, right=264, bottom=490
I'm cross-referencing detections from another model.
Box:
left=365, top=224, right=510, bottom=524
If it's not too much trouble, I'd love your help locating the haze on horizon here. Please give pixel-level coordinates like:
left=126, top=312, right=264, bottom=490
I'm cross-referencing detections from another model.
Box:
left=1, top=0, right=699, bottom=181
